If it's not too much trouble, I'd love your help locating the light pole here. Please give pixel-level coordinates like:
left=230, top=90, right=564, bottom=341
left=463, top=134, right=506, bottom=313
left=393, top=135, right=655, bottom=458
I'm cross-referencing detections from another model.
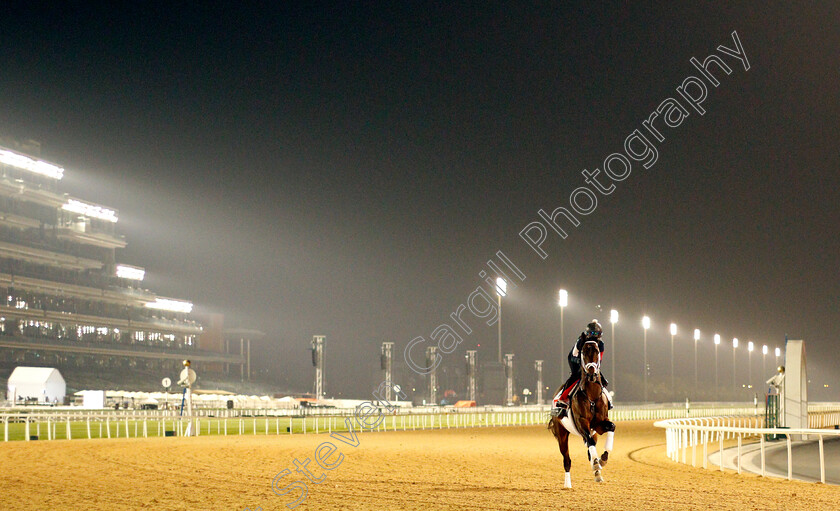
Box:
left=610, top=309, right=618, bottom=393
left=669, top=323, right=677, bottom=401
left=643, top=316, right=651, bottom=402
left=732, top=338, right=739, bottom=397
left=714, top=334, right=721, bottom=401
left=693, top=329, right=701, bottom=398
left=774, top=346, right=781, bottom=368
left=747, top=341, right=754, bottom=391
left=558, top=289, right=568, bottom=359
left=496, top=278, right=507, bottom=363
left=762, top=345, right=768, bottom=389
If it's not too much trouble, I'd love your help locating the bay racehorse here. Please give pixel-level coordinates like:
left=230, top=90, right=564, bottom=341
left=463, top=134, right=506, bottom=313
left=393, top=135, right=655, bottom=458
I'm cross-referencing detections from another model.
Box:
left=548, top=340, right=616, bottom=488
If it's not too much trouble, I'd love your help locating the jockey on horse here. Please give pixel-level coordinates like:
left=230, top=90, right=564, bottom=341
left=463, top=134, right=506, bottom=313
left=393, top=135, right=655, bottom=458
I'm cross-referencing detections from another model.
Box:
left=553, top=320, right=613, bottom=413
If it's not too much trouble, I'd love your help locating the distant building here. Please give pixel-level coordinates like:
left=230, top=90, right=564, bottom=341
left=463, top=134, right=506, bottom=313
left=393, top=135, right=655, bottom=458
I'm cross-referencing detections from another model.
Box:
left=0, top=140, right=246, bottom=385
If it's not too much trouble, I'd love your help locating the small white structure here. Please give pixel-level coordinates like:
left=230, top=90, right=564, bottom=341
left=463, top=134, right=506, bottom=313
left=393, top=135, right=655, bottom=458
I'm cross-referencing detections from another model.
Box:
left=784, top=340, right=808, bottom=438
left=7, top=367, right=66, bottom=404
left=79, top=390, right=106, bottom=409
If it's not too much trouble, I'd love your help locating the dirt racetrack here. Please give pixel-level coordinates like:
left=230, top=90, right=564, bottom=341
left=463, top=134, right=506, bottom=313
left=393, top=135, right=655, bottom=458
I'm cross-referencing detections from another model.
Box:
left=1, top=420, right=836, bottom=510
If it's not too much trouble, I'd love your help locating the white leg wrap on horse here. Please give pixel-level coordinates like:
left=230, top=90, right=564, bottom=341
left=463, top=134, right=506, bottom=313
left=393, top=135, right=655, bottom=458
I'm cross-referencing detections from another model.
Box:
left=605, top=431, right=614, bottom=453
left=564, top=472, right=571, bottom=488
left=588, top=445, right=598, bottom=461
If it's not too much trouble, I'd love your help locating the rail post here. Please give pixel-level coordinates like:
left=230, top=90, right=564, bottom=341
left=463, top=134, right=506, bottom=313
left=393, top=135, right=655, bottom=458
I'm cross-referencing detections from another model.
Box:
left=818, top=435, right=825, bottom=484
left=760, top=433, right=766, bottom=476
left=786, top=435, right=792, bottom=480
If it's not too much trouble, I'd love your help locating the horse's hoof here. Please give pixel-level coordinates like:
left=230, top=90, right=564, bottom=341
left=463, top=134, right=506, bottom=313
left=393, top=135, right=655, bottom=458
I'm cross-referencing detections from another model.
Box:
left=564, top=482, right=572, bottom=489
left=594, top=473, right=604, bottom=483
left=591, top=458, right=601, bottom=471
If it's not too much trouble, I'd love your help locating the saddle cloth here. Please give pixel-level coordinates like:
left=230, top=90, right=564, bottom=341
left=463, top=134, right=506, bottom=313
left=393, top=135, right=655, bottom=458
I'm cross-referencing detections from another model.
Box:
left=559, top=406, right=584, bottom=437
left=552, top=380, right=580, bottom=407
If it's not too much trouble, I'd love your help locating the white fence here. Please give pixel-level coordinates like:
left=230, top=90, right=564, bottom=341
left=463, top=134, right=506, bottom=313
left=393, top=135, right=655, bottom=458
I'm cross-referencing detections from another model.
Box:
left=1, top=402, right=817, bottom=444
left=654, top=406, right=840, bottom=484
left=1, top=407, right=560, bottom=442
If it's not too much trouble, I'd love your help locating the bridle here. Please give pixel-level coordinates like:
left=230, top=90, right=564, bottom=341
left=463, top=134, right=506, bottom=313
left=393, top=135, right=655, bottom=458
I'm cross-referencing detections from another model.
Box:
left=578, top=340, right=604, bottom=413
left=581, top=340, right=601, bottom=381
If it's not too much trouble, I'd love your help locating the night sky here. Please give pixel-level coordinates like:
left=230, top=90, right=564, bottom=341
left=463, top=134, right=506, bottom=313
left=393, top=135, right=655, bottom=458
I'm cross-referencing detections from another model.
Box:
left=1, top=3, right=838, bottom=400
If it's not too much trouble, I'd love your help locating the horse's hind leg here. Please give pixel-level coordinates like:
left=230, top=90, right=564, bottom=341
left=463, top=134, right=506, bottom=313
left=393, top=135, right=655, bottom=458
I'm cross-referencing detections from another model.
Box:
left=557, top=427, right=572, bottom=489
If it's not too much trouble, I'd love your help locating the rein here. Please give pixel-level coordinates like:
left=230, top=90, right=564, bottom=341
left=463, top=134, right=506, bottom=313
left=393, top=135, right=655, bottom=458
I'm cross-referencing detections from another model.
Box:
left=577, top=377, right=604, bottom=414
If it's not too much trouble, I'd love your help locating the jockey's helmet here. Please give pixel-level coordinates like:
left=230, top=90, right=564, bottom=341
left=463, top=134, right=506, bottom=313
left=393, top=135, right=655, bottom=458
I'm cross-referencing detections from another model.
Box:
left=585, top=320, right=603, bottom=338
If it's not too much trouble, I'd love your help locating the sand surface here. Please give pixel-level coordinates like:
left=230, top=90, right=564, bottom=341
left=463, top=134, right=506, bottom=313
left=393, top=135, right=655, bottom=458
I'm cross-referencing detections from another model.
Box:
left=0, top=420, right=836, bottom=510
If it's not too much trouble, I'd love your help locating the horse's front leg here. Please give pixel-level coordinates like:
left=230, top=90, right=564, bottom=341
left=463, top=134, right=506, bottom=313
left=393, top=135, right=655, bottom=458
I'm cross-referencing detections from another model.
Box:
left=581, top=429, right=604, bottom=482
left=580, top=426, right=600, bottom=470
left=593, top=420, right=616, bottom=467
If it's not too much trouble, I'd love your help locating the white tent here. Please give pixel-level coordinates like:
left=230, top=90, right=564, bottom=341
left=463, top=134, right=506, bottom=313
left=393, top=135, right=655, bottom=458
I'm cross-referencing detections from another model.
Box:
left=7, top=367, right=66, bottom=404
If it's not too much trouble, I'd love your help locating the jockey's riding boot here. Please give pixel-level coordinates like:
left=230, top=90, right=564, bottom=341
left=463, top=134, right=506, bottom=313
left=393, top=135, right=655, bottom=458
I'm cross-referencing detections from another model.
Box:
left=600, top=374, right=610, bottom=387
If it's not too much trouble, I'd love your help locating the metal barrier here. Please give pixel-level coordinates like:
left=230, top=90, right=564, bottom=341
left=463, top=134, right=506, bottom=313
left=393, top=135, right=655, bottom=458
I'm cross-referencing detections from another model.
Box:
left=654, top=407, right=840, bottom=484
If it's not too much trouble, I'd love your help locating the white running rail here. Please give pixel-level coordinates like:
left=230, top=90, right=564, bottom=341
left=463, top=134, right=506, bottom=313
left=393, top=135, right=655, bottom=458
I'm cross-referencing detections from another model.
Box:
left=654, top=406, right=840, bottom=484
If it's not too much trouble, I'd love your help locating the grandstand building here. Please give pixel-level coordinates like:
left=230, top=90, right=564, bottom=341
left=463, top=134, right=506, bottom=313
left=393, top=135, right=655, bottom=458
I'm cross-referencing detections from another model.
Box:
left=0, top=139, right=247, bottom=391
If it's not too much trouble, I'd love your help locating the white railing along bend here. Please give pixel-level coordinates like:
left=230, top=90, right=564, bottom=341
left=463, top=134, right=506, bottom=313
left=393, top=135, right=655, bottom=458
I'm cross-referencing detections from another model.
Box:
left=654, top=408, right=840, bottom=484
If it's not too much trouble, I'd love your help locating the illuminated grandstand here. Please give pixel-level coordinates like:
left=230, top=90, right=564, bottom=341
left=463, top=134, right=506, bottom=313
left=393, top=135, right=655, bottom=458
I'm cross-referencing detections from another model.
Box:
left=0, top=139, right=248, bottom=392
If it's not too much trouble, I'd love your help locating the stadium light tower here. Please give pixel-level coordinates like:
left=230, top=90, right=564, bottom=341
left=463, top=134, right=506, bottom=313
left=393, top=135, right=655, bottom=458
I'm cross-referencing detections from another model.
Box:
left=535, top=360, right=544, bottom=405
left=642, top=316, right=651, bottom=402
left=559, top=289, right=568, bottom=360
left=610, top=309, right=618, bottom=393
left=747, top=341, right=755, bottom=390
left=774, top=346, right=781, bottom=368
left=504, top=353, right=515, bottom=406
left=762, top=345, right=768, bottom=386
left=381, top=342, right=394, bottom=401
left=714, top=334, right=721, bottom=400
left=732, top=338, right=739, bottom=396
left=669, top=323, right=677, bottom=401
left=426, top=346, right=438, bottom=405
left=311, top=335, right=325, bottom=399
left=466, top=350, right=477, bottom=402
left=496, top=278, right=507, bottom=363
left=693, top=329, right=701, bottom=398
